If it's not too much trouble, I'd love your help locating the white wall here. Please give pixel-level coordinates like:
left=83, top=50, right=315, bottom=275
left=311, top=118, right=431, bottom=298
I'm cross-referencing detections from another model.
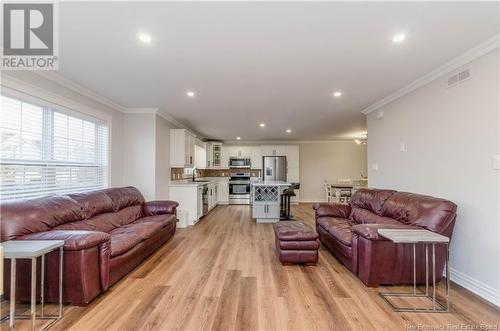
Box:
left=155, top=115, right=178, bottom=200
left=367, top=50, right=499, bottom=305
left=122, top=113, right=157, bottom=200
left=1, top=71, right=125, bottom=187
left=299, top=142, right=367, bottom=202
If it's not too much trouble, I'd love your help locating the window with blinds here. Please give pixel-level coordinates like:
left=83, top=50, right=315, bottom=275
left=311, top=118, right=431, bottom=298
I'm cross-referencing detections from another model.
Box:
left=0, top=95, right=109, bottom=201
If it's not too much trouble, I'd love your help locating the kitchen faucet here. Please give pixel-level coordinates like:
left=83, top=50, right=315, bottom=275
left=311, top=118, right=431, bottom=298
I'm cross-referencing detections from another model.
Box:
left=192, top=167, right=197, bottom=182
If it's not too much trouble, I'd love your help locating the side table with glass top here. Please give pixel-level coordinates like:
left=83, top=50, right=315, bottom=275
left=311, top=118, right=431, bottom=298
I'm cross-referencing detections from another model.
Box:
left=1, top=240, right=64, bottom=330
left=377, top=229, right=450, bottom=313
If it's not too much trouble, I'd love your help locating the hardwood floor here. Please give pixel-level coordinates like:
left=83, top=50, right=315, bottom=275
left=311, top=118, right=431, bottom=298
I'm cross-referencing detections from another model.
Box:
left=2, top=204, right=499, bottom=330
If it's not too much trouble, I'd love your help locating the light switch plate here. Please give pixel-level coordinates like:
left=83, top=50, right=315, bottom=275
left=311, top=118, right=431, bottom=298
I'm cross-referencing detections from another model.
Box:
left=372, top=163, right=379, bottom=171
left=400, top=143, right=406, bottom=152
left=494, top=154, right=500, bottom=170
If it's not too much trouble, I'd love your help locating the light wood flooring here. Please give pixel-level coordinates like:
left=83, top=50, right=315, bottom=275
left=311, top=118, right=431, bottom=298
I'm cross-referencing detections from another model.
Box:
left=2, top=204, right=499, bottom=330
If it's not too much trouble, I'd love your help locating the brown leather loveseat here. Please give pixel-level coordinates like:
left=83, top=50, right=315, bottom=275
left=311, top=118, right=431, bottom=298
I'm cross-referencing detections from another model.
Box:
left=313, top=188, right=457, bottom=286
left=1, top=186, right=178, bottom=305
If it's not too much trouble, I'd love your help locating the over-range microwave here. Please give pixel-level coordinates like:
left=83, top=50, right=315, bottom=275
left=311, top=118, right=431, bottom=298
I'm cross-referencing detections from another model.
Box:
left=229, top=157, right=251, bottom=168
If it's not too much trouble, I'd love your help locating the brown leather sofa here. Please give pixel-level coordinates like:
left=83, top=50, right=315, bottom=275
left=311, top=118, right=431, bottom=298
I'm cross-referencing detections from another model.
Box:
left=1, top=186, right=178, bottom=305
left=313, top=188, right=457, bottom=286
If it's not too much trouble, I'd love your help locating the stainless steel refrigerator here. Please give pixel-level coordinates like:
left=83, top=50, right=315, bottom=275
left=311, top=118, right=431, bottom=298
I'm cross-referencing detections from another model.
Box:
left=262, top=156, right=287, bottom=182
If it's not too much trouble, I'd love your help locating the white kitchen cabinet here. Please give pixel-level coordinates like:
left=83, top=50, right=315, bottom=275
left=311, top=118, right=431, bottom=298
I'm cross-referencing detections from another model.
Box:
left=249, top=146, right=262, bottom=169
left=261, top=145, right=287, bottom=157
left=206, top=142, right=223, bottom=169
left=217, top=178, right=229, bottom=204
left=170, top=129, right=196, bottom=167
left=207, top=183, right=217, bottom=211
left=195, top=142, right=207, bottom=169
left=221, top=146, right=234, bottom=168
left=197, top=186, right=204, bottom=219
left=286, top=145, right=299, bottom=167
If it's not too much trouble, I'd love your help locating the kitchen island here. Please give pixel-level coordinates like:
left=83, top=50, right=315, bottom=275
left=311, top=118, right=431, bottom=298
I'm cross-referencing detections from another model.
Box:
left=250, top=180, right=291, bottom=223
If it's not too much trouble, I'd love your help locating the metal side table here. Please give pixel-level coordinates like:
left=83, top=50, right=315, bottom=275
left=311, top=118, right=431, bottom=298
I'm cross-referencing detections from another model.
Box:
left=377, top=229, right=450, bottom=313
left=1, top=240, right=64, bottom=330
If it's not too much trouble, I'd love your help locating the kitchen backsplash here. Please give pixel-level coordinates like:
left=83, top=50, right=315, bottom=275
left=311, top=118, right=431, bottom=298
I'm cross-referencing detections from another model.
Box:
left=171, top=168, right=260, bottom=180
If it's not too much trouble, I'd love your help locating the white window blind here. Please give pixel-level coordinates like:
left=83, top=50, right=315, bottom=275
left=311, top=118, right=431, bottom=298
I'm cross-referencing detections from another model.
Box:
left=0, top=95, right=109, bottom=201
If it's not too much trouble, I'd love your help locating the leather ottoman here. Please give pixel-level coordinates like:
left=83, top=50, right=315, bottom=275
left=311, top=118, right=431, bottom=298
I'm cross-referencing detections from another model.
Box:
left=274, top=221, right=320, bottom=264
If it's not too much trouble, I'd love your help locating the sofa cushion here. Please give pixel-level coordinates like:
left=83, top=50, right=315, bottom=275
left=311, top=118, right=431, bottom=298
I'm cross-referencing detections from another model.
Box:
left=316, top=217, right=352, bottom=246
left=0, top=195, right=84, bottom=241
left=103, top=187, right=145, bottom=212
left=381, top=192, right=457, bottom=234
left=133, top=214, right=176, bottom=229
left=350, top=188, right=396, bottom=216
left=68, top=191, right=114, bottom=219
left=109, top=227, right=142, bottom=257
left=349, top=207, right=401, bottom=225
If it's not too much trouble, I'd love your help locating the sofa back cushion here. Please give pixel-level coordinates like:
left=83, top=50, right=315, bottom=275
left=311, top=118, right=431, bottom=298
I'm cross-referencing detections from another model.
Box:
left=0, top=195, right=84, bottom=241
left=1, top=186, right=147, bottom=240
left=68, top=191, right=114, bottom=219
left=350, top=189, right=396, bottom=216
left=54, top=187, right=145, bottom=233
left=381, top=192, right=457, bottom=234
left=350, top=207, right=401, bottom=225
left=103, top=187, right=145, bottom=212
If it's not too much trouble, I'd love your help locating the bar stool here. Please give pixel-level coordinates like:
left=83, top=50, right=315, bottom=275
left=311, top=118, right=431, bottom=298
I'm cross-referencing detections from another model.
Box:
left=280, top=183, right=300, bottom=220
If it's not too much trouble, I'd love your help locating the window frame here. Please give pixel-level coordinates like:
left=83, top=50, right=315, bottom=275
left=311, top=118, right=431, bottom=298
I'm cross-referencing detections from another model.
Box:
left=1, top=87, right=112, bottom=200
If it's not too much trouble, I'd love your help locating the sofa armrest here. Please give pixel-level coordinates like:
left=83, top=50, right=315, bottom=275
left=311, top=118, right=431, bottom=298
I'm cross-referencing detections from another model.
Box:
left=352, top=223, right=420, bottom=241
left=313, top=203, right=351, bottom=219
left=143, top=200, right=179, bottom=216
left=19, top=230, right=111, bottom=251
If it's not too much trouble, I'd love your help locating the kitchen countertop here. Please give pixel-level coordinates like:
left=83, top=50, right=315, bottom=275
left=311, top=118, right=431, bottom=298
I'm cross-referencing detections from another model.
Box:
left=169, top=176, right=230, bottom=187
left=250, top=180, right=291, bottom=186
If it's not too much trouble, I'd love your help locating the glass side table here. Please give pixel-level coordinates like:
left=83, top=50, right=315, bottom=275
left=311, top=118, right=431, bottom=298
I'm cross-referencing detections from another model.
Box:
left=377, top=229, right=450, bottom=313
left=1, top=240, right=64, bottom=330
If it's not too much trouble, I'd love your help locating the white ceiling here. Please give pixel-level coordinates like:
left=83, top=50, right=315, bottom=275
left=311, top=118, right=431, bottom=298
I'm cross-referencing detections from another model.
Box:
left=57, top=1, right=499, bottom=141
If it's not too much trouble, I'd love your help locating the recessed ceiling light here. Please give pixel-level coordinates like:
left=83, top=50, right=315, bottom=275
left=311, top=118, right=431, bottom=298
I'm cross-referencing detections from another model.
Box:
left=236, top=137, right=241, bottom=140
left=186, top=91, right=195, bottom=98
left=333, top=91, right=342, bottom=97
left=138, top=33, right=152, bottom=44
left=259, top=123, right=265, bottom=128
left=392, top=33, right=406, bottom=43
left=286, top=129, right=292, bottom=133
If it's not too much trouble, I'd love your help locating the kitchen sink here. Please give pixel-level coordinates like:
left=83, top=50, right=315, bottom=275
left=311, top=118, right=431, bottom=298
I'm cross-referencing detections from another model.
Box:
left=193, top=180, right=210, bottom=183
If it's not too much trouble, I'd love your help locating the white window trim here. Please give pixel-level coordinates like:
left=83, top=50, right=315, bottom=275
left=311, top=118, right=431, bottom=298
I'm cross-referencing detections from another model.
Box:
left=0, top=83, right=113, bottom=187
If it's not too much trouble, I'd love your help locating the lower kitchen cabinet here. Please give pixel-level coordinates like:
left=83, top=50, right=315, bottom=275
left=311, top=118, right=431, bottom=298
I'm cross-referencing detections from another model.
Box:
left=252, top=203, right=280, bottom=222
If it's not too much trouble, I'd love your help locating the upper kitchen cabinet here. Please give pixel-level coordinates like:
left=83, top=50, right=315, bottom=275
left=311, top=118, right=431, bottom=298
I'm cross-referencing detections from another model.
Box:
left=170, top=129, right=196, bottom=168
left=206, top=142, right=223, bottom=169
left=249, top=146, right=262, bottom=169
left=195, top=139, right=207, bottom=169
left=286, top=145, right=299, bottom=167
left=261, top=145, right=288, bottom=157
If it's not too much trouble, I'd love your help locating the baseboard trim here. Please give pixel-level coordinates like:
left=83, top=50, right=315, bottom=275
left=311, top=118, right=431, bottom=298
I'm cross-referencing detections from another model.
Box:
left=299, top=199, right=328, bottom=203
left=450, top=267, right=500, bottom=307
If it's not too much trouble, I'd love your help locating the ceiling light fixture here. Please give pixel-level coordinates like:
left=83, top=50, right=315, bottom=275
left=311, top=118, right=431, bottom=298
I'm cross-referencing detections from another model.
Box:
left=392, top=33, right=406, bottom=43
left=333, top=91, right=342, bottom=97
left=236, top=137, right=241, bottom=140
left=186, top=91, right=195, bottom=98
left=138, top=33, right=152, bottom=44
left=259, top=123, right=265, bottom=128
left=286, top=129, right=292, bottom=133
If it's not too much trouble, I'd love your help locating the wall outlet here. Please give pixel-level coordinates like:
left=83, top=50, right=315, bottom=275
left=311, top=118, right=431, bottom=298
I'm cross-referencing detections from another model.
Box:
left=376, top=111, right=384, bottom=120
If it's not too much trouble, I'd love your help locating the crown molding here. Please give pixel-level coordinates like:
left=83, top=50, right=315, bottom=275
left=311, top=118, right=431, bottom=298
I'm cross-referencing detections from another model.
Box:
left=361, top=34, right=500, bottom=115
left=123, top=107, right=158, bottom=114
left=34, top=71, right=129, bottom=113
left=21, top=71, right=204, bottom=137
left=222, top=139, right=363, bottom=144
